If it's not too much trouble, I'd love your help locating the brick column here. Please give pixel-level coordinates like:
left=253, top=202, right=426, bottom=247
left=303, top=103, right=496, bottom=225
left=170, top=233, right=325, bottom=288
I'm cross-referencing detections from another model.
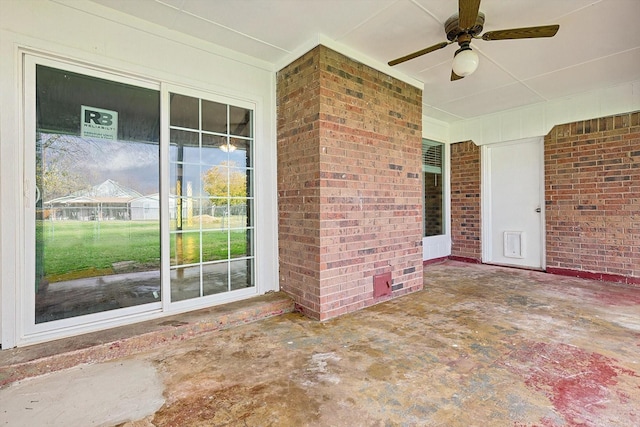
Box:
left=450, top=141, right=481, bottom=262
left=277, top=45, right=424, bottom=320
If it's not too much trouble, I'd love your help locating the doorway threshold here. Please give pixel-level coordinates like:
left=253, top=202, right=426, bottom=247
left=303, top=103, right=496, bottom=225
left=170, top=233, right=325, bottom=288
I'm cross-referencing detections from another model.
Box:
left=0, top=292, right=294, bottom=388
left=484, top=262, right=544, bottom=272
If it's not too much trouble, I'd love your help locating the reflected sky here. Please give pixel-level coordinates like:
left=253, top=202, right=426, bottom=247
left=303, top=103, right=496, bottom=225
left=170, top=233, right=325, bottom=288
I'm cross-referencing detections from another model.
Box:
left=41, top=133, right=159, bottom=196
left=40, top=132, right=251, bottom=200
left=41, top=134, right=247, bottom=200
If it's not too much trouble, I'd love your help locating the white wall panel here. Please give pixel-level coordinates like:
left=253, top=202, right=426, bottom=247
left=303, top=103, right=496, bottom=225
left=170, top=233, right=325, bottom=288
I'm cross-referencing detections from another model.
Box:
left=422, top=115, right=449, bottom=143
left=422, top=235, right=451, bottom=261
left=600, top=83, right=636, bottom=116
left=500, top=110, right=522, bottom=142
left=543, top=101, right=567, bottom=131
left=481, top=115, right=501, bottom=146
left=519, top=104, right=546, bottom=138
left=450, top=80, right=640, bottom=145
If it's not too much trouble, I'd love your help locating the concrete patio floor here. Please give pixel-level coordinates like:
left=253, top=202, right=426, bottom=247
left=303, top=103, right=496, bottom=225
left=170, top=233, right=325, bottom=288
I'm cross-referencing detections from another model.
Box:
left=1, top=260, right=639, bottom=426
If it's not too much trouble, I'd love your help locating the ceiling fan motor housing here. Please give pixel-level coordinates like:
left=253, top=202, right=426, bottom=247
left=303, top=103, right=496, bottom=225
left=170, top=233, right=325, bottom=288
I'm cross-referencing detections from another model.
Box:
left=445, top=12, right=485, bottom=41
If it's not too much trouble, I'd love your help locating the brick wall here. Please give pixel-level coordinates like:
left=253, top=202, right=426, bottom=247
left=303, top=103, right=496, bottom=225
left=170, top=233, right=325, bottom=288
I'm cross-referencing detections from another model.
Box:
left=277, top=45, right=424, bottom=320
left=450, top=141, right=481, bottom=262
left=277, top=49, right=322, bottom=315
left=545, top=111, right=640, bottom=284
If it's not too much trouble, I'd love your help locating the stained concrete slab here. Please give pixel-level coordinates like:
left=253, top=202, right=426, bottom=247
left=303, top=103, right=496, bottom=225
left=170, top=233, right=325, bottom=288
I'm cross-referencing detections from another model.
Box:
left=1, top=261, right=639, bottom=426
left=0, top=292, right=295, bottom=387
left=0, top=359, right=164, bottom=426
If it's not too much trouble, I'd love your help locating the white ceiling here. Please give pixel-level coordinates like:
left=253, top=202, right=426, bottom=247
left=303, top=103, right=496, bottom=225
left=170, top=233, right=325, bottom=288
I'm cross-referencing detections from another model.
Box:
left=88, top=0, right=640, bottom=123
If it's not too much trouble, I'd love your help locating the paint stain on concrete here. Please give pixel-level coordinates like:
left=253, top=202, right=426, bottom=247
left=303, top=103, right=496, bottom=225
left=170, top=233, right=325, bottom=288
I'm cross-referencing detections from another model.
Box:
left=593, top=289, right=640, bottom=306
left=501, top=341, right=639, bottom=425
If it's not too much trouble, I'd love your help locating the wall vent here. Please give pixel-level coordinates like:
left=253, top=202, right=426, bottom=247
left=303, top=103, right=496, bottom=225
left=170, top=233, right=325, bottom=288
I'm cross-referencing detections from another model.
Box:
left=373, top=272, right=392, bottom=298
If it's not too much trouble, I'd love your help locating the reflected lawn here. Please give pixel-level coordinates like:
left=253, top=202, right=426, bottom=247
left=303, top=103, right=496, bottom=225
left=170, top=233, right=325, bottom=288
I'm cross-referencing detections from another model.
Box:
left=39, top=220, right=250, bottom=282
left=39, top=220, right=160, bottom=282
left=170, top=229, right=249, bottom=265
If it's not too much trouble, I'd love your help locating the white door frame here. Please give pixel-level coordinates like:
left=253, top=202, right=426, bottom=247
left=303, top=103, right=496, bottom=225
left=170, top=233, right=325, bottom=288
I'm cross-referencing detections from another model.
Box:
left=481, top=137, right=546, bottom=269
left=422, top=139, right=452, bottom=261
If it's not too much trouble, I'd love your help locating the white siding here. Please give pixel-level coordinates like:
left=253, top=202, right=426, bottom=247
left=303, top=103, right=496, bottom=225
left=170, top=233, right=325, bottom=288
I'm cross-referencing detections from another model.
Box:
left=449, top=80, right=640, bottom=145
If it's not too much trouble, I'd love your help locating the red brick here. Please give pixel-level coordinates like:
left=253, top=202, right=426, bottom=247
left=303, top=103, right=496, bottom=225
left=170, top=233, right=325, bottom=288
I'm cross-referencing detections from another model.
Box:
left=545, top=112, right=640, bottom=279
left=277, top=45, right=423, bottom=320
left=450, top=141, right=481, bottom=261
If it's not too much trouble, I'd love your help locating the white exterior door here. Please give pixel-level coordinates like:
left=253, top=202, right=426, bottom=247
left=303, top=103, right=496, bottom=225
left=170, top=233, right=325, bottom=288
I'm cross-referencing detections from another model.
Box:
left=482, top=137, right=544, bottom=269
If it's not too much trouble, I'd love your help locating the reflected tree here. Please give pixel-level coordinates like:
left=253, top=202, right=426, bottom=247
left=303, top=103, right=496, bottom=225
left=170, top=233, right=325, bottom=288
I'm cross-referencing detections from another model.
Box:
left=37, top=134, right=93, bottom=200
left=202, top=160, right=246, bottom=204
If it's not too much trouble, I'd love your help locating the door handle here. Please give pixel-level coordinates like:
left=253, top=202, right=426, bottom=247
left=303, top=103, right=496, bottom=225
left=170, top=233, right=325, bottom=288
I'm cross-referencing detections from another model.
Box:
left=535, top=207, right=541, bottom=213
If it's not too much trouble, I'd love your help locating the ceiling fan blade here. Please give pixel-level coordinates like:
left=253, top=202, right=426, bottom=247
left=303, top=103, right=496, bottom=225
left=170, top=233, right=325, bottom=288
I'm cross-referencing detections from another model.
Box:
left=388, top=41, right=448, bottom=66
left=459, top=0, right=481, bottom=30
left=451, top=70, right=464, bottom=81
left=482, top=24, right=559, bottom=41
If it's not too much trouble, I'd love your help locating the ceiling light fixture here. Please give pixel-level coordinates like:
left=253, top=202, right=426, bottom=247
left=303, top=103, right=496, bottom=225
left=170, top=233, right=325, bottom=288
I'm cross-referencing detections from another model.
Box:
left=452, top=42, right=479, bottom=77
left=219, top=143, right=236, bottom=153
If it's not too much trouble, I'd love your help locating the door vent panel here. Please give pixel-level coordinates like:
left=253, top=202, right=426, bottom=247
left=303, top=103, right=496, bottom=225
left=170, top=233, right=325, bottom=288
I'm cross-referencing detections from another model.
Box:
left=504, top=231, right=525, bottom=258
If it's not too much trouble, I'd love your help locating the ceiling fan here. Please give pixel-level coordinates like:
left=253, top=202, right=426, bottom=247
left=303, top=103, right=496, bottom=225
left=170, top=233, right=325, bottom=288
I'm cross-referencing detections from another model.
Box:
left=388, top=0, right=559, bottom=81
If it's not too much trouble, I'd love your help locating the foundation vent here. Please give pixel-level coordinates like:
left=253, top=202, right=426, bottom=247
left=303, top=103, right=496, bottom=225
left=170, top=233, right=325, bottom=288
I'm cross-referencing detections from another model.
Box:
left=373, top=272, right=392, bottom=298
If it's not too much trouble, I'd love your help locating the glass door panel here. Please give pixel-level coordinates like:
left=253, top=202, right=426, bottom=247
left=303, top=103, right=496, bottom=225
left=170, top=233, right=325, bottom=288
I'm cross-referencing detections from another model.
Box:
left=169, top=92, right=254, bottom=302
left=203, top=263, right=230, bottom=296
left=34, top=65, right=160, bottom=323
left=230, top=259, right=253, bottom=291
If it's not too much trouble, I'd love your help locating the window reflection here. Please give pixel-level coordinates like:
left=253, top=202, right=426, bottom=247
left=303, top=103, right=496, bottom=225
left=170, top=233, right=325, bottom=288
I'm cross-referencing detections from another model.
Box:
left=422, top=140, right=444, bottom=237
left=35, top=65, right=160, bottom=323
left=169, top=93, right=254, bottom=301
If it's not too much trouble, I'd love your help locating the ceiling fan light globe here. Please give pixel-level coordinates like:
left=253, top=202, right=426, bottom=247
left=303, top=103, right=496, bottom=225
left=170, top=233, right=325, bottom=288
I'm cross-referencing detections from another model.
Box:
left=452, top=49, right=479, bottom=77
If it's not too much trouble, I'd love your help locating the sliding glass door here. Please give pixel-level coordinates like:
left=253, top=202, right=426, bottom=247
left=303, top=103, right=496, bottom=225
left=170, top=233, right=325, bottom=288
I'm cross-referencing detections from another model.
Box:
left=33, top=63, right=161, bottom=324
left=23, top=56, right=256, bottom=340
left=168, top=93, right=254, bottom=303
